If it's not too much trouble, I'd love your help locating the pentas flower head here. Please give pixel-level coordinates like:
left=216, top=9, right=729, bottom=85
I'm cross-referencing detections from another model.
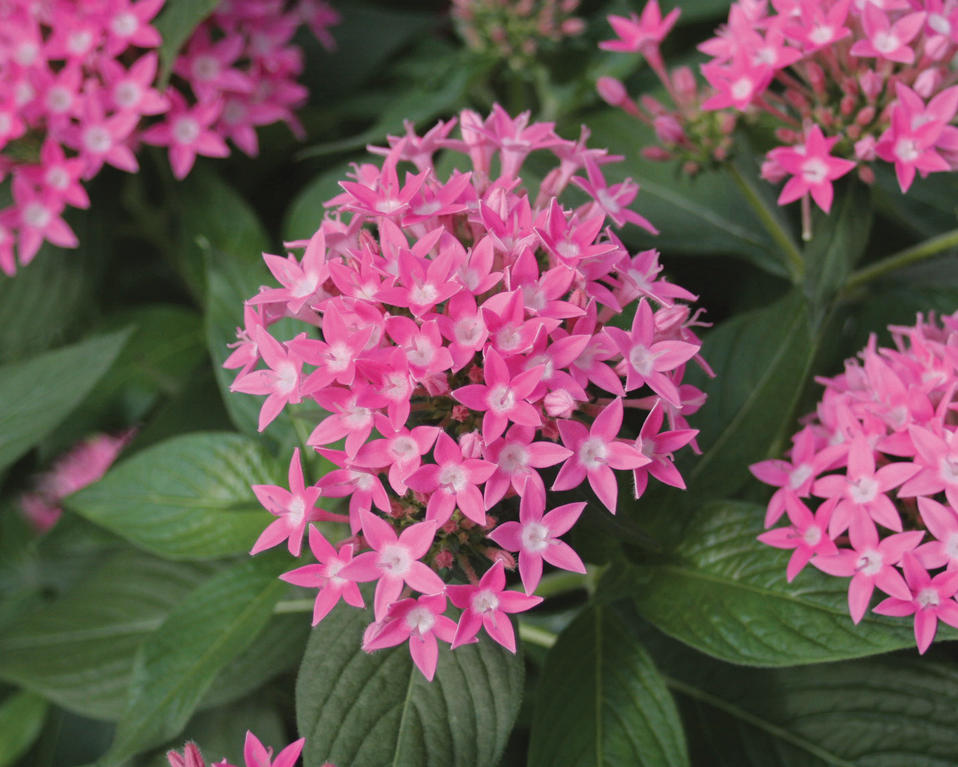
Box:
left=167, top=732, right=308, bottom=767
left=0, top=0, right=338, bottom=276
left=599, top=0, right=958, bottom=217
left=229, top=105, right=708, bottom=673
left=753, top=311, right=958, bottom=653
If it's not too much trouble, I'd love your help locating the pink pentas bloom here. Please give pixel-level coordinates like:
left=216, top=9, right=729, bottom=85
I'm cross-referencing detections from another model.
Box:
left=553, top=398, right=650, bottom=513
left=487, top=484, right=587, bottom=594
left=482, top=424, right=572, bottom=509
left=243, top=732, right=306, bottom=767
left=141, top=92, right=229, bottom=179
left=772, top=126, right=857, bottom=213
left=874, top=552, right=958, bottom=653
left=631, top=402, right=698, bottom=499
left=900, top=425, right=958, bottom=510
left=447, top=560, right=543, bottom=653
left=339, top=510, right=444, bottom=620
left=352, top=417, right=439, bottom=495
left=758, top=496, right=840, bottom=582
left=600, top=1, right=681, bottom=56
left=813, top=517, right=923, bottom=623
left=362, top=593, right=457, bottom=681
left=229, top=326, right=303, bottom=431
left=915, top=497, right=958, bottom=571
left=250, top=448, right=344, bottom=557
left=280, top=525, right=364, bottom=625
left=850, top=6, right=926, bottom=63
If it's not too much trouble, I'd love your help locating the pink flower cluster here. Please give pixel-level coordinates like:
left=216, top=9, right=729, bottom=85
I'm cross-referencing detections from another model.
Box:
left=752, top=311, right=958, bottom=653
left=227, top=105, right=708, bottom=679
left=599, top=0, right=958, bottom=214
left=167, top=731, right=315, bottom=767
left=452, top=0, right=585, bottom=69
left=0, top=0, right=338, bottom=276
left=19, top=430, right=134, bottom=533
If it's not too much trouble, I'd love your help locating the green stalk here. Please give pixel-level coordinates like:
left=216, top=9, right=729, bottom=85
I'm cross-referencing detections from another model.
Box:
left=274, top=599, right=313, bottom=614
left=844, top=227, right=958, bottom=292
left=728, top=162, right=805, bottom=282
left=518, top=622, right=558, bottom=649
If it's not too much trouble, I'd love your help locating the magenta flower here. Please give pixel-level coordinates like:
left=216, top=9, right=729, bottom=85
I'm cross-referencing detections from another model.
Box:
left=250, top=448, right=341, bottom=557
left=850, top=5, right=926, bottom=63
left=901, top=425, right=958, bottom=516
left=482, top=424, right=572, bottom=509
left=406, top=433, right=496, bottom=525
left=874, top=552, right=958, bottom=654
left=773, top=126, right=857, bottom=213
left=230, top=326, right=303, bottom=432
left=631, top=403, right=698, bottom=499
left=141, top=92, right=229, bottom=179
left=249, top=228, right=331, bottom=317
left=353, top=417, right=439, bottom=495
left=487, top=486, right=586, bottom=594
left=362, top=593, right=457, bottom=681
left=448, top=561, right=542, bottom=653
left=600, top=1, right=681, bottom=56
left=552, top=398, right=650, bottom=513
left=280, top=525, right=364, bottom=625
left=339, top=510, right=445, bottom=619
left=757, top=496, right=839, bottom=582
left=915, top=497, right=958, bottom=571
left=243, top=731, right=305, bottom=767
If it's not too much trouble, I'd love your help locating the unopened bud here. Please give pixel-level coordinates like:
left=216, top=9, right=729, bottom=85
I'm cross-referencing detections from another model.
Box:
left=458, top=429, right=484, bottom=458
left=451, top=404, right=470, bottom=422
left=840, top=95, right=855, bottom=117
left=761, top=156, right=787, bottom=183
left=421, top=372, right=450, bottom=396
left=653, top=114, right=685, bottom=144
left=596, top=76, right=628, bottom=107
left=859, top=70, right=883, bottom=101
left=914, top=68, right=941, bottom=98
left=642, top=146, right=672, bottom=161
left=857, top=164, right=875, bottom=184
left=434, top=549, right=454, bottom=569
left=640, top=94, right=667, bottom=116
left=672, top=66, right=697, bottom=104
left=855, top=106, right=876, bottom=125
left=544, top=389, right=576, bottom=417
left=855, top=135, right=877, bottom=161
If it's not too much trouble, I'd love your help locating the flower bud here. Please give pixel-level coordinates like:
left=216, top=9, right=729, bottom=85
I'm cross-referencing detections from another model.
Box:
left=421, top=372, right=450, bottom=396
left=859, top=70, right=883, bottom=101
left=913, top=68, right=941, bottom=98
left=855, top=135, right=877, bottom=162
left=459, top=429, right=484, bottom=458
left=544, top=389, right=576, bottom=417
left=596, top=76, right=628, bottom=107
left=653, top=114, right=685, bottom=144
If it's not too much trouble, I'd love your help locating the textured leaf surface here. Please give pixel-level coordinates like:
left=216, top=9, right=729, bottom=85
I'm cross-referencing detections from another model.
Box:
left=528, top=605, right=688, bottom=767
left=628, top=501, right=942, bottom=666
left=0, top=690, right=47, bottom=767
left=631, top=614, right=958, bottom=767
left=0, top=551, right=212, bottom=719
left=296, top=602, right=523, bottom=767
left=0, top=330, right=130, bottom=472
left=685, top=290, right=817, bottom=500
left=66, top=432, right=282, bottom=560
left=101, top=554, right=287, bottom=765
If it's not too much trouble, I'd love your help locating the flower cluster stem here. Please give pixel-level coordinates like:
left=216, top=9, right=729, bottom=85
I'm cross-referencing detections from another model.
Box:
left=844, top=228, right=958, bottom=292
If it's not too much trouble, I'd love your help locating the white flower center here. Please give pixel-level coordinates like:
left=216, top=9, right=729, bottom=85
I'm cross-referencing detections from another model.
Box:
left=873, top=31, right=900, bottom=54
left=405, top=605, right=436, bottom=635
left=114, top=81, right=141, bottom=109
left=801, top=158, right=828, bottom=185
left=68, top=31, right=93, bottom=54
left=917, top=587, right=940, bottom=609
left=325, top=342, right=351, bottom=372
left=930, top=13, right=952, bottom=35
left=375, top=198, right=403, bottom=214
left=378, top=543, right=411, bottom=576
left=628, top=344, right=656, bottom=377
left=438, top=463, right=468, bottom=493
left=803, top=525, right=822, bottom=546
left=344, top=404, right=372, bottom=430
left=496, top=324, right=522, bottom=351
left=459, top=266, right=479, bottom=291
left=410, top=282, right=438, bottom=306
left=275, top=361, right=298, bottom=395
left=413, top=200, right=441, bottom=216
left=223, top=99, right=247, bottom=124
left=172, top=117, right=201, bottom=145
left=579, top=437, right=608, bottom=470
left=731, top=76, right=753, bottom=101
left=350, top=470, right=373, bottom=491
left=390, top=435, right=419, bottom=460
left=523, top=284, right=546, bottom=312
left=596, top=187, right=620, bottom=214
left=14, top=41, right=38, bottom=66
left=45, top=166, right=69, bottom=189
left=111, top=11, right=138, bottom=36
left=22, top=202, right=51, bottom=229
left=848, top=476, right=879, bottom=504
left=0, top=114, right=9, bottom=134
left=191, top=55, right=220, bottom=82
left=287, top=496, right=306, bottom=525
left=455, top=316, right=483, bottom=346
left=46, top=86, right=72, bottom=113
left=499, top=443, right=528, bottom=474
left=472, top=589, right=499, bottom=614
left=789, top=463, right=813, bottom=490
left=809, top=25, right=833, bottom=45
left=856, top=549, right=883, bottom=576
left=946, top=533, right=958, bottom=561
left=556, top=240, right=580, bottom=261
left=521, top=521, right=550, bottom=553
left=407, top=337, right=435, bottom=367
left=83, top=125, right=112, bottom=154
left=895, top=138, right=920, bottom=163
left=488, top=385, right=515, bottom=414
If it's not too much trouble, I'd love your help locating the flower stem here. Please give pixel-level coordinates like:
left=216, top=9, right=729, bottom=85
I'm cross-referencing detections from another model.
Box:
left=844, top=227, right=958, bottom=291
left=727, top=161, right=804, bottom=282
left=534, top=570, right=591, bottom=599
left=274, top=599, right=313, bottom=614
left=518, top=621, right=558, bottom=649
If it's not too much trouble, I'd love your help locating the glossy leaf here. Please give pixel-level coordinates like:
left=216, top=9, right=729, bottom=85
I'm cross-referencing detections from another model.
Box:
left=66, top=432, right=282, bottom=560
left=0, top=690, right=47, bottom=767
left=528, top=605, right=688, bottom=767
left=630, top=613, right=958, bottom=767
left=0, top=329, right=130, bottom=473
left=628, top=500, right=937, bottom=666
left=284, top=158, right=358, bottom=241
left=296, top=602, right=523, bottom=767
left=0, top=551, right=213, bottom=720
left=100, top=554, right=287, bottom=765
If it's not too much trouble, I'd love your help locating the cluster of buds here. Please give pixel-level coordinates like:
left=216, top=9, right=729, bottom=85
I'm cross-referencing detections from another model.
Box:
left=599, top=0, right=958, bottom=216
left=451, top=0, right=585, bottom=70
left=227, top=105, right=709, bottom=680
left=0, top=0, right=338, bottom=276
left=753, top=312, right=958, bottom=654
left=19, top=430, right=134, bottom=533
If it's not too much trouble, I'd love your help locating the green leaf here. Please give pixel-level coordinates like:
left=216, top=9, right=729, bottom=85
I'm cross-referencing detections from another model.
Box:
left=296, top=602, right=524, bottom=767
left=154, top=0, right=218, bottom=86
left=66, top=432, right=282, bottom=561
left=630, top=613, right=958, bottom=767
left=100, top=554, right=287, bottom=765
left=528, top=605, right=688, bottom=767
left=874, top=164, right=958, bottom=237
left=0, top=329, right=130, bottom=473
left=584, top=111, right=789, bottom=277
left=684, top=289, right=817, bottom=500
left=803, top=180, right=872, bottom=310
left=628, top=500, right=933, bottom=666
left=283, top=158, right=358, bottom=241
left=0, top=690, right=47, bottom=767
left=0, top=551, right=213, bottom=720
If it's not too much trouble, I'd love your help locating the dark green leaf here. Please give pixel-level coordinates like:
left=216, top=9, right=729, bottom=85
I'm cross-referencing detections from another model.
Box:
left=66, top=432, right=282, bottom=561
left=630, top=613, right=958, bottom=767
left=628, top=500, right=934, bottom=666
left=0, top=330, right=130, bottom=473
left=100, top=554, right=287, bottom=765
left=584, top=111, right=789, bottom=277
left=0, top=551, right=213, bottom=720
left=528, top=605, right=688, bottom=767
left=283, top=159, right=358, bottom=241
left=874, top=164, right=958, bottom=237
left=0, top=690, right=47, bottom=767
left=154, top=0, right=219, bottom=86
left=803, top=180, right=872, bottom=310
left=296, top=602, right=523, bottom=767
left=684, top=289, right=817, bottom=500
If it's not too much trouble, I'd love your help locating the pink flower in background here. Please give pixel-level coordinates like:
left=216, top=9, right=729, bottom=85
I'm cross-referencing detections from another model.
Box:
left=167, top=731, right=307, bottom=767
